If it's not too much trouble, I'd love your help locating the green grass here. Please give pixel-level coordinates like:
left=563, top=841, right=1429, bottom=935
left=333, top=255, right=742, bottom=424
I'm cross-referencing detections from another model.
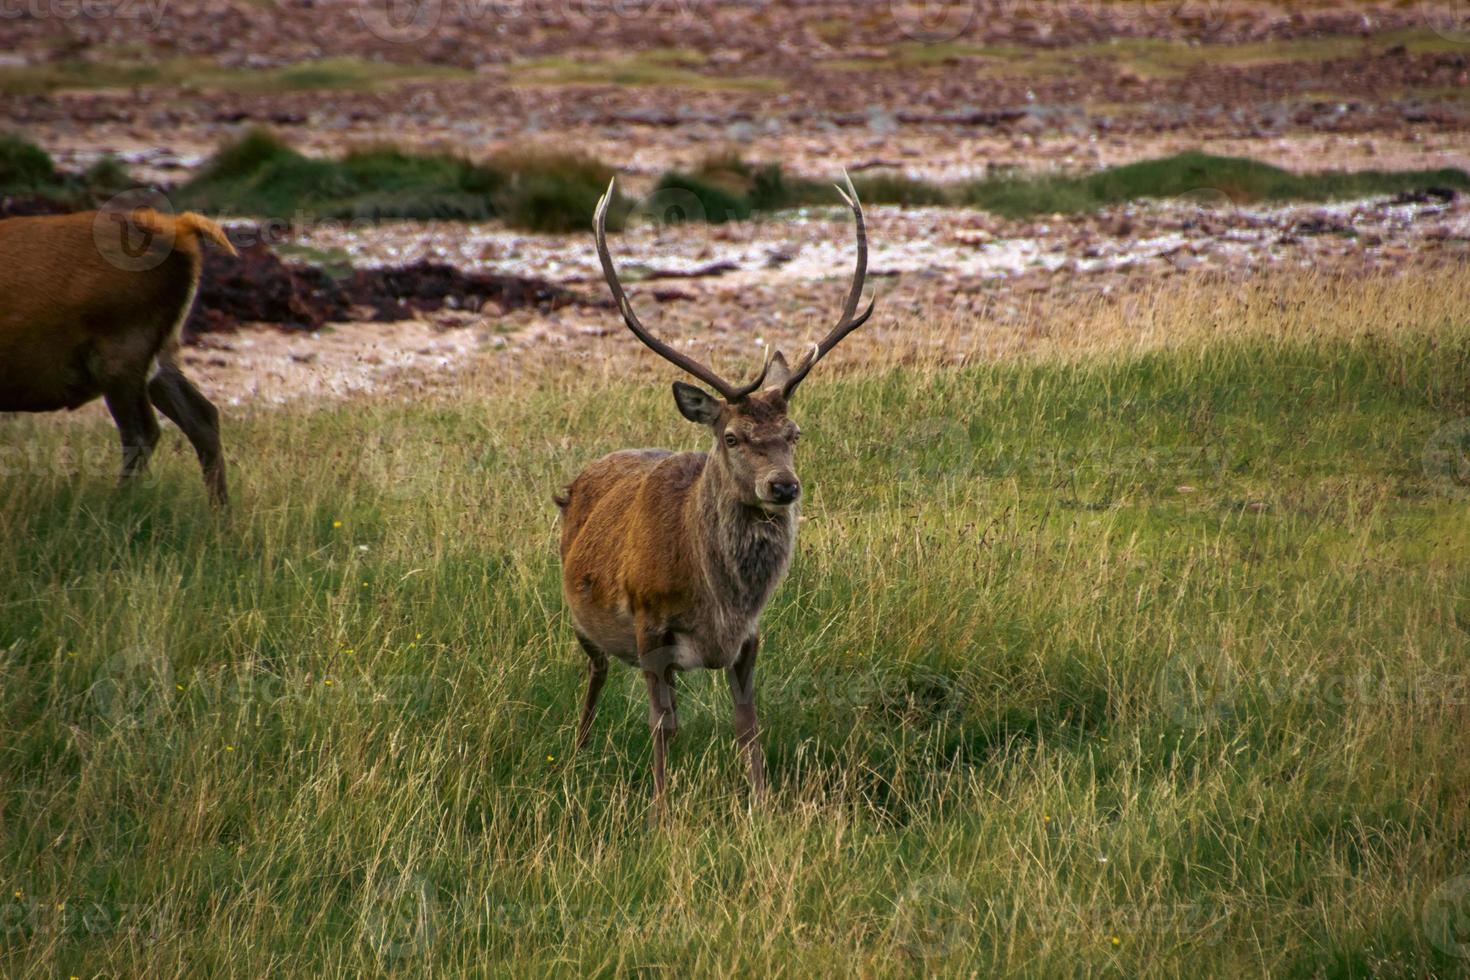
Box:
left=825, top=26, right=1467, bottom=80
left=176, top=130, right=623, bottom=232
left=652, top=152, right=1470, bottom=223
left=2, top=277, right=1469, bottom=974
left=0, top=133, right=133, bottom=206
left=168, top=136, right=1470, bottom=230
left=959, top=152, right=1470, bottom=218
left=509, top=49, right=781, bottom=92
left=0, top=55, right=469, bottom=96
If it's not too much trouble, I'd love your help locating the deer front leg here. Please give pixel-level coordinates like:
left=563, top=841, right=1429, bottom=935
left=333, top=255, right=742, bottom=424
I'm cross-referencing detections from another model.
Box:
left=573, top=633, right=608, bottom=752
left=637, top=625, right=679, bottom=806
left=727, top=633, right=768, bottom=801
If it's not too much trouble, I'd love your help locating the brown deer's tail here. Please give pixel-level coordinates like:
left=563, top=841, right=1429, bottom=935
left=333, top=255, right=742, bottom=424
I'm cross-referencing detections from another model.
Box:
left=174, top=211, right=238, bottom=257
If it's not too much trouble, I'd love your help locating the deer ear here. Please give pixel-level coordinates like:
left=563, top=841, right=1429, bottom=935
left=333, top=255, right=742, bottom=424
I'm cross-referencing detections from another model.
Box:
left=672, top=381, right=721, bottom=425
left=764, top=350, right=793, bottom=390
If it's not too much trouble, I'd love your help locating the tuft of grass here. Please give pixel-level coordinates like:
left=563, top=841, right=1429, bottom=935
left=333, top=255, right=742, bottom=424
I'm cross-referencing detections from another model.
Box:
left=825, top=26, right=1468, bottom=81
left=851, top=171, right=948, bottom=207
left=509, top=49, right=782, bottom=92
left=960, top=152, right=1470, bottom=218
left=176, top=130, right=623, bottom=230
left=1, top=268, right=1468, bottom=976
left=0, top=133, right=58, bottom=188
left=653, top=154, right=801, bottom=224
left=489, top=152, right=617, bottom=233
left=0, top=55, right=469, bottom=96
left=653, top=154, right=961, bottom=223
left=0, top=133, right=134, bottom=206
left=653, top=152, right=1470, bottom=225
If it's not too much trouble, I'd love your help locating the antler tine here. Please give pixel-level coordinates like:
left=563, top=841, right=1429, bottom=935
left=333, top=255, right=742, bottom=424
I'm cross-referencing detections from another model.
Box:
left=782, top=170, right=875, bottom=397
left=593, top=178, right=741, bottom=400
left=725, top=343, right=776, bottom=400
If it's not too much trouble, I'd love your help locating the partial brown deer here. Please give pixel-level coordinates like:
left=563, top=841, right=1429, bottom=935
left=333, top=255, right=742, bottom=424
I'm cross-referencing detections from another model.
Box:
left=0, top=207, right=234, bottom=507
left=556, top=174, right=875, bottom=805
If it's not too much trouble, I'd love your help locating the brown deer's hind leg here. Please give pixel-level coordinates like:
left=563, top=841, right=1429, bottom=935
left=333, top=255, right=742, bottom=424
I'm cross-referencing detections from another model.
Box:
left=103, top=379, right=161, bottom=487
left=148, top=363, right=227, bottom=508
left=574, top=633, right=608, bottom=751
left=728, top=634, right=768, bottom=800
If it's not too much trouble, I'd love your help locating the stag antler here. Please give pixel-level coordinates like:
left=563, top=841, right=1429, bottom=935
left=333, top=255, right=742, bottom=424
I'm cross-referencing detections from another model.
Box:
left=594, top=179, right=770, bottom=402
left=780, top=171, right=874, bottom=398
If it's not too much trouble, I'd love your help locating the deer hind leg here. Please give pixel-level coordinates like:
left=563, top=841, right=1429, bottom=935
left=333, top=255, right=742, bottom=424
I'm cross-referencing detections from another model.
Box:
left=728, top=634, right=768, bottom=801
left=574, top=633, right=609, bottom=751
left=102, top=377, right=160, bottom=488
left=148, top=362, right=227, bottom=508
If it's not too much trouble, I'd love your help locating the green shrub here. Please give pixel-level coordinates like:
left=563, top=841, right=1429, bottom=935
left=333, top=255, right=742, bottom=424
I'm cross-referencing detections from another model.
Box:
left=850, top=172, right=948, bottom=206
left=0, top=133, right=58, bottom=190
left=179, top=131, right=620, bottom=231
left=0, top=133, right=138, bottom=206
left=960, top=151, right=1470, bottom=218
left=653, top=170, right=751, bottom=223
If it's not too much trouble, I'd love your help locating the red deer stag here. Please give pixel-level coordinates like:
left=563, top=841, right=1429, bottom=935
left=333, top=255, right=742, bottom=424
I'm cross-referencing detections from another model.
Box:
left=556, top=174, right=874, bottom=804
left=0, top=207, right=234, bottom=507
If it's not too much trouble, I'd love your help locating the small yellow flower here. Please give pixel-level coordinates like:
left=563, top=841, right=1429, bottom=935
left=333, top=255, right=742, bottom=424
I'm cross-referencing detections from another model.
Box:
left=176, top=683, right=185, bottom=691
left=332, top=520, right=342, bottom=528
left=361, top=581, right=369, bottom=587
left=12, top=890, right=21, bottom=898
left=225, top=745, right=235, bottom=752
left=547, top=755, right=555, bottom=763
left=1043, top=815, right=1051, bottom=823
left=324, top=679, right=333, bottom=686
left=1110, top=935, right=1121, bottom=946
left=415, top=632, right=422, bottom=640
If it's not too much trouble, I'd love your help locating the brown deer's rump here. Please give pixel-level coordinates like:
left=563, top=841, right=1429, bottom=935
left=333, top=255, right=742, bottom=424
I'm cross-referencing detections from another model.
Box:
left=0, top=209, right=232, bottom=413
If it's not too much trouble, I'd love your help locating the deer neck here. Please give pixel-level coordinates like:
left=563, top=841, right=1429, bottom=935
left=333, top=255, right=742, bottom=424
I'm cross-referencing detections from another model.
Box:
left=691, top=450, right=797, bottom=615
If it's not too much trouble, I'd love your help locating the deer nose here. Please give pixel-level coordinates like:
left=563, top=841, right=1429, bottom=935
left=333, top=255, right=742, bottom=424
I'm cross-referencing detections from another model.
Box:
left=768, top=479, right=801, bottom=504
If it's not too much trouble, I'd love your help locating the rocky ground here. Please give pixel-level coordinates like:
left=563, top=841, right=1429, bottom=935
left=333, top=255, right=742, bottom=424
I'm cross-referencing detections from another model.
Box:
left=5, top=0, right=1470, bottom=404
left=164, top=187, right=1462, bottom=406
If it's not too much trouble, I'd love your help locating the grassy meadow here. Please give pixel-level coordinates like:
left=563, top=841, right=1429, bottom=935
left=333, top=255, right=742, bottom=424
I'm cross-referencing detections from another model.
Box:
left=2, top=269, right=1470, bottom=976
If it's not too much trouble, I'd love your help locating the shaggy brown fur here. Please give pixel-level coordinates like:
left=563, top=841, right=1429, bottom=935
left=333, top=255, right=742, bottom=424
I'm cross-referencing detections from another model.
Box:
left=0, top=208, right=234, bottom=506
left=558, top=384, right=804, bottom=804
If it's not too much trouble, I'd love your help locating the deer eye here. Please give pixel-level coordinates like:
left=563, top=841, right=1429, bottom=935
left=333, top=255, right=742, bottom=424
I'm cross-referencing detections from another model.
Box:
left=724, top=433, right=738, bottom=448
